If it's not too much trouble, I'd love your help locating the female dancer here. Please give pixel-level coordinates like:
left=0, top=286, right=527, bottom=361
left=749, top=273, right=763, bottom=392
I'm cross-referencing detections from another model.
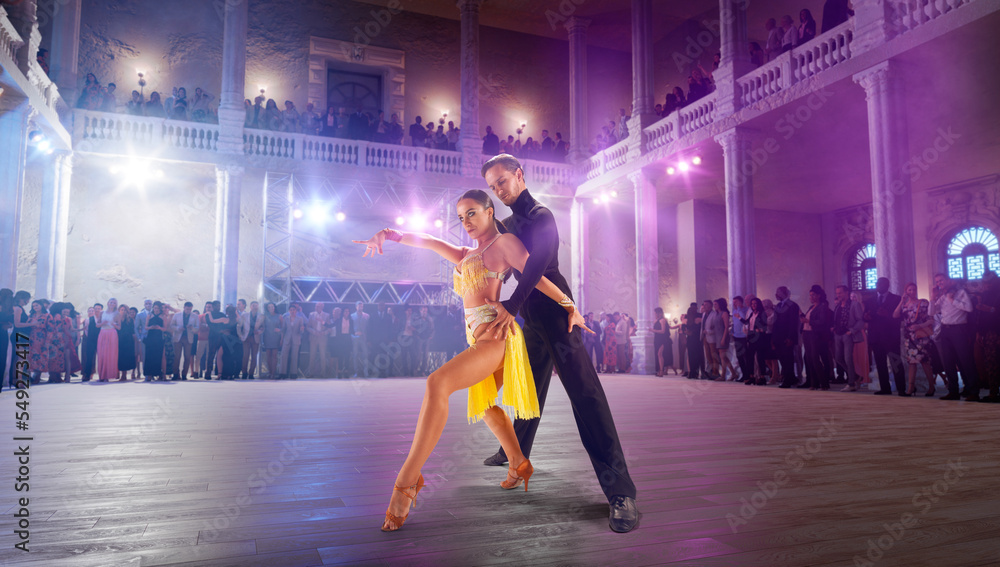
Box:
left=353, top=190, right=589, bottom=532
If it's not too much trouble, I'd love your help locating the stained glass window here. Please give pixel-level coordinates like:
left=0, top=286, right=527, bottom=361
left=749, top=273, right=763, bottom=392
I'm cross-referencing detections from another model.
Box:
left=946, top=227, right=999, bottom=280
left=848, top=243, right=877, bottom=292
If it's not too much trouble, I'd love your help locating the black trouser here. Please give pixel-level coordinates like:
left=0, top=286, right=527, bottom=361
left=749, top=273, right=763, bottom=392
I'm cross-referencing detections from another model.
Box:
left=937, top=323, right=979, bottom=395
left=82, top=337, right=98, bottom=379
left=686, top=339, right=703, bottom=378
left=502, top=294, right=636, bottom=502
left=871, top=334, right=905, bottom=393
left=206, top=332, right=223, bottom=377
left=778, top=340, right=797, bottom=386
left=803, top=331, right=831, bottom=389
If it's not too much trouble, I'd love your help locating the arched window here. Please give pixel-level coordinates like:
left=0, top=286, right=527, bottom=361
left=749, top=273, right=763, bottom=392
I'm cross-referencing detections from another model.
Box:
left=946, top=227, right=1000, bottom=280
left=849, top=243, right=877, bottom=292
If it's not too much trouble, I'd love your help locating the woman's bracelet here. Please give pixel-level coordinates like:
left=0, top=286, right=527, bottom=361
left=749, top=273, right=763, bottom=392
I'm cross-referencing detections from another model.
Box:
left=383, top=228, right=403, bottom=242
left=558, top=294, right=575, bottom=311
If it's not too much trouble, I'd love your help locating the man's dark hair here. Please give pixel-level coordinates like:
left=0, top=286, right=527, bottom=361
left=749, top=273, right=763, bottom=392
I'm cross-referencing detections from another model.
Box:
left=184, top=301, right=193, bottom=308
left=481, top=153, right=523, bottom=178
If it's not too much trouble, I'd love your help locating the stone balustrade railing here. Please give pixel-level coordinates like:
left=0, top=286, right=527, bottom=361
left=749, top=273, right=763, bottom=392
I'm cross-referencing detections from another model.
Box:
left=76, top=111, right=220, bottom=153
left=897, top=0, right=969, bottom=32
left=678, top=92, right=717, bottom=136
left=791, top=21, right=854, bottom=83
left=72, top=110, right=577, bottom=184
left=584, top=139, right=630, bottom=181
left=737, top=20, right=853, bottom=106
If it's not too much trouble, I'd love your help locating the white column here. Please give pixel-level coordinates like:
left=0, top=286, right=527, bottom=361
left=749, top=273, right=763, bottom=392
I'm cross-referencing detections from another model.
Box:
left=217, top=0, right=248, bottom=155
left=854, top=61, right=916, bottom=291
left=630, top=169, right=658, bottom=375
left=0, top=97, right=30, bottom=290
left=36, top=152, right=72, bottom=300
left=48, top=0, right=82, bottom=98
left=457, top=0, right=483, bottom=177
left=630, top=0, right=654, bottom=118
left=214, top=165, right=243, bottom=305
left=714, top=0, right=754, bottom=115
left=716, top=127, right=756, bottom=299
left=569, top=198, right=589, bottom=310
left=565, top=16, right=590, bottom=165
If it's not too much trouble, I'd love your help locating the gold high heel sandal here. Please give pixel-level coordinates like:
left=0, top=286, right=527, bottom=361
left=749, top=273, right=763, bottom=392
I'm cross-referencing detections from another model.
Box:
left=381, top=474, right=425, bottom=532
left=500, top=459, right=533, bottom=492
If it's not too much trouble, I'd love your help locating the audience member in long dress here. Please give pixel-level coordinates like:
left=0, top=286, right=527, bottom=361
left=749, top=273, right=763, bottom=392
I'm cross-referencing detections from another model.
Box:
left=96, top=298, right=120, bottom=382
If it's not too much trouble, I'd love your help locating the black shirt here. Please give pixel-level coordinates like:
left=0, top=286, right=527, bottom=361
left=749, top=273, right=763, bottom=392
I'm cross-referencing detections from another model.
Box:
left=498, top=190, right=569, bottom=317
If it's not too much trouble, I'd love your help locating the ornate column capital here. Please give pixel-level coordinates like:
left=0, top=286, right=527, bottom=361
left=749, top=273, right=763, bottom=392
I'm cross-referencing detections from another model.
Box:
left=565, top=15, right=591, bottom=35
left=853, top=61, right=895, bottom=99
left=714, top=126, right=756, bottom=156
left=456, top=0, right=484, bottom=14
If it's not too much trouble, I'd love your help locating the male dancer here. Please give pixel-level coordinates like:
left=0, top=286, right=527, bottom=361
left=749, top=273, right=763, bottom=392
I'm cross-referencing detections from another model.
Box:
left=480, top=154, right=638, bottom=533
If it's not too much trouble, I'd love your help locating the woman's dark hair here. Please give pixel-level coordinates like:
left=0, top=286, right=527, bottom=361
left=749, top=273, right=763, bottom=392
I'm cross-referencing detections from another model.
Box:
left=226, top=305, right=238, bottom=321
left=654, top=307, right=664, bottom=315
left=14, top=290, right=31, bottom=305
left=458, top=189, right=495, bottom=212
left=715, top=298, right=729, bottom=313
left=750, top=297, right=764, bottom=313
left=809, top=284, right=827, bottom=303
left=30, top=300, right=47, bottom=314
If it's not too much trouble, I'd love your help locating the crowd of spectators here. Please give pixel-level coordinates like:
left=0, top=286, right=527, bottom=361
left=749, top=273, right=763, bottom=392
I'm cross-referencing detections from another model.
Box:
left=0, top=290, right=471, bottom=389
left=609, top=271, right=999, bottom=403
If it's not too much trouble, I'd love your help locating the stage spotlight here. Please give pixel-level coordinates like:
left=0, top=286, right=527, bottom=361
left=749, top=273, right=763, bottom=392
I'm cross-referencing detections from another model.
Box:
left=692, top=155, right=702, bottom=165
left=37, top=139, right=52, bottom=153
left=292, top=208, right=304, bottom=220
left=433, top=219, right=443, bottom=228
left=28, top=130, right=44, bottom=143
left=336, top=211, right=346, bottom=222
left=395, top=216, right=405, bottom=226
left=307, top=204, right=328, bottom=223
left=600, top=194, right=611, bottom=204
left=678, top=160, right=690, bottom=172
left=666, top=166, right=676, bottom=175
left=592, top=197, right=600, bottom=205
left=410, top=214, right=428, bottom=230
left=610, top=190, right=618, bottom=198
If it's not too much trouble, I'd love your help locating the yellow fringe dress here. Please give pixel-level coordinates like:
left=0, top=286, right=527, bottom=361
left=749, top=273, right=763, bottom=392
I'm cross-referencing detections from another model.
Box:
left=453, top=244, right=540, bottom=424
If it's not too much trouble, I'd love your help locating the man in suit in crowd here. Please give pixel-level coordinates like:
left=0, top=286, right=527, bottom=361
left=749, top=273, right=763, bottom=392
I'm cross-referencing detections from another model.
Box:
left=169, top=301, right=199, bottom=380
left=135, top=299, right=152, bottom=376
left=278, top=303, right=306, bottom=379
left=240, top=301, right=264, bottom=379
left=774, top=286, right=801, bottom=388
left=864, top=277, right=907, bottom=395
left=306, top=302, right=329, bottom=377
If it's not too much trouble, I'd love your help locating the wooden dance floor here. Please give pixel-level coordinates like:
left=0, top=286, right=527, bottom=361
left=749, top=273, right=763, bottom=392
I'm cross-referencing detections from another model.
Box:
left=1, top=375, right=998, bottom=566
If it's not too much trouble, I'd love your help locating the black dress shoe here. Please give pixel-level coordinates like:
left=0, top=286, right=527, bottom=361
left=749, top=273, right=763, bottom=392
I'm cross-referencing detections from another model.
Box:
left=609, top=496, right=639, bottom=533
left=939, top=392, right=961, bottom=400
left=483, top=451, right=508, bottom=466
left=898, top=392, right=911, bottom=397
left=778, top=384, right=792, bottom=389
left=964, top=394, right=980, bottom=402
left=796, top=384, right=811, bottom=389
left=873, top=390, right=892, bottom=395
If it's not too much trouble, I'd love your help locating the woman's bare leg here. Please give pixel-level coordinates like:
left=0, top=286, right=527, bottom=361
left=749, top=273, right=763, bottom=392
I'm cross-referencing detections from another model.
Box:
left=384, top=338, right=507, bottom=527
left=480, top=371, right=527, bottom=472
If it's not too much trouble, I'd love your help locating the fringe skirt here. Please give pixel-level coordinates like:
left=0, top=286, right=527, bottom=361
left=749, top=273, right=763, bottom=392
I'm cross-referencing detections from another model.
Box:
left=464, top=304, right=540, bottom=424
